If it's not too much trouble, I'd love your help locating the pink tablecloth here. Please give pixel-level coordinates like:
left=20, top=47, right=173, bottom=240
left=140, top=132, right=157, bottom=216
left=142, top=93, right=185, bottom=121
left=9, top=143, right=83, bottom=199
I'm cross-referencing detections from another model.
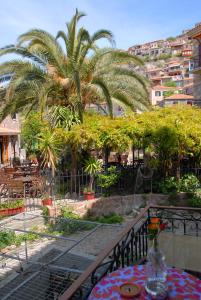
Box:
left=89, top=265, right=201, bottom=300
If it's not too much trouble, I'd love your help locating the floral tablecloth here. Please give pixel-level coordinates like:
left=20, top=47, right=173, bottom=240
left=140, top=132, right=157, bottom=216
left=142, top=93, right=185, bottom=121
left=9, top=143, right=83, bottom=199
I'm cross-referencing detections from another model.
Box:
left=88, top=265, right=201, bottom=300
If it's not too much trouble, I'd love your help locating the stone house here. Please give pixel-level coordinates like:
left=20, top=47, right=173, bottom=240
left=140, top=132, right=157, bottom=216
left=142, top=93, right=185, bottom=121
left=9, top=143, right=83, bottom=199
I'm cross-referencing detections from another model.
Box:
left=0, top=114, right=21, bottom=165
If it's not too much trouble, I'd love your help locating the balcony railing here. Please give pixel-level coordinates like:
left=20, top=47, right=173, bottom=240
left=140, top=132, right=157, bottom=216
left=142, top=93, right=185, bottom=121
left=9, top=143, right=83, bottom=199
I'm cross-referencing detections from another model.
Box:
left=59, top=205, right=201, bottom=300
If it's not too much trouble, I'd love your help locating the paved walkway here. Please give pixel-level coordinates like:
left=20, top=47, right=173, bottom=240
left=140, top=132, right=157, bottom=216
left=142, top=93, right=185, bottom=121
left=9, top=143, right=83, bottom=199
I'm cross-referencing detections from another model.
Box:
left=0, top=211, right=125, bottom=290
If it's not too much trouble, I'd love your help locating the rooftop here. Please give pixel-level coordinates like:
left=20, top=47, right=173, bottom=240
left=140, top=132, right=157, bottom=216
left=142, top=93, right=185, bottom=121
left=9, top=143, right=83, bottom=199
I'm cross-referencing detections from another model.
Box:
left=164, top=93, right=194, bottom=100
left=0, top=127, right=20, bottom=136
left=152, top=85, right=176, bottom=91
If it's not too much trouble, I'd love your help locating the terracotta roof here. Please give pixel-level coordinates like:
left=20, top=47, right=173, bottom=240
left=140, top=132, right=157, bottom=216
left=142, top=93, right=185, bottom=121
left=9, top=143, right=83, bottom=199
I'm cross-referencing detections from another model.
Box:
left=152, top=85, right=175, bottom=91
left=0, top=127, right=20, bottom=136
left=164, top=94, right=194, bottom=100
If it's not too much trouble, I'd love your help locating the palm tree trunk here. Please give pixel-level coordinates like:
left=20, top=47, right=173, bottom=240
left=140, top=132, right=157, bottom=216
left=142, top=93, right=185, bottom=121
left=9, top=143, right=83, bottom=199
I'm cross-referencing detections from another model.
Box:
left=89, top=175, right=94, bottom=191
left=74, top=71, right=83, bottom=123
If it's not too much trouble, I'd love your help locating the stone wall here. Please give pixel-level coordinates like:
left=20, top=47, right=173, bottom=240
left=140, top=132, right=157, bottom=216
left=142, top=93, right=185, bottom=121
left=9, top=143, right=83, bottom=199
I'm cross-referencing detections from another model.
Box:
left=55, top=193, right=188, bottom=218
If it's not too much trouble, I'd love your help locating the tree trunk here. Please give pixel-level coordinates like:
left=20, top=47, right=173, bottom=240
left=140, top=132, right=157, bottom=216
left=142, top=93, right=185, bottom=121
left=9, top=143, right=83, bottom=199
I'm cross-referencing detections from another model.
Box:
left=89, top=175, right=94, bottom=191
left=104, top=147, right=110, bottom=167
left=176, top=154, right=181, bottom=180
left=71, top=148, right=77, bottom=176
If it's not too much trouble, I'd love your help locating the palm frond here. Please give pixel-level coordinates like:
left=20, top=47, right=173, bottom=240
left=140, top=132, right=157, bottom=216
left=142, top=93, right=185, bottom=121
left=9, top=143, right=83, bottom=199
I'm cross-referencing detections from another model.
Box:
left=92, top=78, right=113, bottom=118
left=91, top=29, right=115, bottom=47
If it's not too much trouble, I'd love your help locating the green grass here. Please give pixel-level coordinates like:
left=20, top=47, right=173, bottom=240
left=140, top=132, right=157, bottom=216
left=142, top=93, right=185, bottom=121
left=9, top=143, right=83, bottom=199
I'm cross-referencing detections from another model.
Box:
left=86, top=213, right=124, bottom=224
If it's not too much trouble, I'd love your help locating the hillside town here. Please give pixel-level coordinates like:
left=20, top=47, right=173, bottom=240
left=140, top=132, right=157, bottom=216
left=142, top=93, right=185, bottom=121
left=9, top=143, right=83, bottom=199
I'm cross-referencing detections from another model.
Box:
left=129, top=22, right=201, bottom=107
left=1, top=23, right=201, bottom=166
left=1, top=5, right=201, bottom=299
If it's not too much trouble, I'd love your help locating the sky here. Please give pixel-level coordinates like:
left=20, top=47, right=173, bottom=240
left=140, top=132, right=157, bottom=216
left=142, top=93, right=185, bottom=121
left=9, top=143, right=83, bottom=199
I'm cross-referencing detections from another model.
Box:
left=0, top=0, right=201, bottom=51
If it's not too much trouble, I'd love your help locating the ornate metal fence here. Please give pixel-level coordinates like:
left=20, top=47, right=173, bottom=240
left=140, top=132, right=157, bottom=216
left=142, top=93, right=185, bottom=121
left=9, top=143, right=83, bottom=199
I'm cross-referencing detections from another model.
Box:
left=59, top=205, right=201, bottom=300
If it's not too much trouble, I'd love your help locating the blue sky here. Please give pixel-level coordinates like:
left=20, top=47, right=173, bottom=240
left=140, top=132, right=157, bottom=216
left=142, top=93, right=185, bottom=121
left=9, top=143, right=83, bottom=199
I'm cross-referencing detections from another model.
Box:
left=0, top=0, right=201, bottom=50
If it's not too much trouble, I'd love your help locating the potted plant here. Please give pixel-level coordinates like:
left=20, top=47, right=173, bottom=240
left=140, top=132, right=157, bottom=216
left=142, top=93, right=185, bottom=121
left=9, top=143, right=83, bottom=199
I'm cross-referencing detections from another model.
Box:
left=28, top=154, right=38, bottom=165
left=83, top=158, right=101, bottom=200
left=0, top=200, right=25, bottom=216
left=42, top=192, right=53, bottom=206
left=83, top=187, right=95, bottom=200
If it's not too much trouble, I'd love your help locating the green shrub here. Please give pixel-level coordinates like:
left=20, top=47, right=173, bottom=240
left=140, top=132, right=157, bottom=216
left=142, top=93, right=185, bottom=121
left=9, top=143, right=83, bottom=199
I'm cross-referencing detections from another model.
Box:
left=87, top=213, right=123, bottom=224
left=0, top=230, right=16, bottom=249
left=188, top=196, right=201, bottom=208
left=157, top=177, right=178, bottom=194
left=14, top=232, right=39, bottom=246
left=47, top=207, right=95, bottom=234
left=42, top=206, right=49, bottom=224
left=60, top=207, right=79, bottom=219
left=156, top=174, right=200, bottom=195
left=179, top=174, right=200, bottom=193
left=0, top=230, right=39, bottom=250
left=97, top=166, right=120, bottom=196
left=0, top=200, right=24, bottom=210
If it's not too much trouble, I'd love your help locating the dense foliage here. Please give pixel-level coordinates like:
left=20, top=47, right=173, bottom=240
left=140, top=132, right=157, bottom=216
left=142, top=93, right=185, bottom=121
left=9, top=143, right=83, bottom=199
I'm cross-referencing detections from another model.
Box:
left=65, top=106, right=201, bottom=176
left=156, top=174, right=200, bottom=194
left=21, top=106, right=201, bottom=180
left=0, top=200, right=24, bottom=210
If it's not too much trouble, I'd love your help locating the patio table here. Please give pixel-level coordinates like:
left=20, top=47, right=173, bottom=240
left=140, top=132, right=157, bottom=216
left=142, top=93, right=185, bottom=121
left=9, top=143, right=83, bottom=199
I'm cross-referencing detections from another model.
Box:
left=88, top=265, right=201, bottom=300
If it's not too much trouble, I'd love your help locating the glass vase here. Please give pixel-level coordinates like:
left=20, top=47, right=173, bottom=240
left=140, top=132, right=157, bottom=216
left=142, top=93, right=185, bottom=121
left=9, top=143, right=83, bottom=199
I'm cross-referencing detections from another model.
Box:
left=145, top=238, right=168, bottom=299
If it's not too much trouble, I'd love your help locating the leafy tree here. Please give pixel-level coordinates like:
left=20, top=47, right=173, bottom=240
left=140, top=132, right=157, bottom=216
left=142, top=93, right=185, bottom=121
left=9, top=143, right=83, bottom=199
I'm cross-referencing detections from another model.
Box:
left=167, top=37, right=176, bottom=42
left=84, top=157, right=101, bottom=191
left=48, top=106, right=80, bottom=130
left=0, top=10, right=150, bottom=123
left=21, top=112, right=46, bottom=155
left=38, top=127, right=66, bottom=176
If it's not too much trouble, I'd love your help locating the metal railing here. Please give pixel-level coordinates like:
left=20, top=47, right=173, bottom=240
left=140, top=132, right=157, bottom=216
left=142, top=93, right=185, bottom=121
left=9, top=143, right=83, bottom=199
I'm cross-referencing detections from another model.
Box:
left=59, top=205, right=201, bottom=300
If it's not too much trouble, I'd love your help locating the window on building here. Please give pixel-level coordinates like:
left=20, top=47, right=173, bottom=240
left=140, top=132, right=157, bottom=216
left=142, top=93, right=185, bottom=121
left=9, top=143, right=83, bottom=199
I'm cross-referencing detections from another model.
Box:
left=173, top=101, right=178, bottom=105
left=187, top=101, right=192, bottom=106
left=155, top=91, right=161, bottom=97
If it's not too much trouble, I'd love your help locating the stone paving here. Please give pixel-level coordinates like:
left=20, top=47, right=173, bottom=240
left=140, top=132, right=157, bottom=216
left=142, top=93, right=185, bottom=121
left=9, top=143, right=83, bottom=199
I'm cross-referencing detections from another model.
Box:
left=0, top=210, right=125, bottom=292
left=1, top=209, right=201, bottom=299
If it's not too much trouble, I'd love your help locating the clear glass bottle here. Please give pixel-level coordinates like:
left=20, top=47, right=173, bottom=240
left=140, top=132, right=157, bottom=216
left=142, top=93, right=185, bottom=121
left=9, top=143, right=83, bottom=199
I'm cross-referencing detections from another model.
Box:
left=145, top=238, right=168, bottom=299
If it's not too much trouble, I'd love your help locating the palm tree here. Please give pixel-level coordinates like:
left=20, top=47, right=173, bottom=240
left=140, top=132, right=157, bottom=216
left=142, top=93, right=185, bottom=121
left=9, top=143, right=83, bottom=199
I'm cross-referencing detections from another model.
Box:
left=0, top=9, right=150, bottom=122
left=38, top=128, right=63, bottom=177
left=48, top=106, right=80, bottom=130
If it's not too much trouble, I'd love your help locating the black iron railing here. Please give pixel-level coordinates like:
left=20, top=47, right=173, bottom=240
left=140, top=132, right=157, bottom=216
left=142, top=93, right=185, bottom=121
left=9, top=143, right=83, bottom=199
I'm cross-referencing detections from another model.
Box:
left=59, top=205, right=201, bottom=300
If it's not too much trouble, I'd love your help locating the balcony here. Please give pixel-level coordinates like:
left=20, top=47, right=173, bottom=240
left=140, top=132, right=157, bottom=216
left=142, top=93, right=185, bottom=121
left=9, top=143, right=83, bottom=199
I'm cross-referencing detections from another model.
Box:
left=60, top=205, right=201, bottom=300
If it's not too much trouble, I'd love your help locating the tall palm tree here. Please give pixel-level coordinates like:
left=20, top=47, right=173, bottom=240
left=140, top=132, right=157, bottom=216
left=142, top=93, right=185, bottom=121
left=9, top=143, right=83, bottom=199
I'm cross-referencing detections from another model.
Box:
left=0, top=9, right=150, bottom=122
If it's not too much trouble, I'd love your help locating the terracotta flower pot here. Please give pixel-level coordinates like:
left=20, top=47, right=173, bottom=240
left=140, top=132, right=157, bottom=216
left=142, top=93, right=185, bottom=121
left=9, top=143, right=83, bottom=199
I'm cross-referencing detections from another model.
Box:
left=42, top=198, right=53, bottom=206
left=0, top=209, right=8, bottom=216
left=83, top=192, right=95, bottom=200
left=0, top=206, right=24, bottom=216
